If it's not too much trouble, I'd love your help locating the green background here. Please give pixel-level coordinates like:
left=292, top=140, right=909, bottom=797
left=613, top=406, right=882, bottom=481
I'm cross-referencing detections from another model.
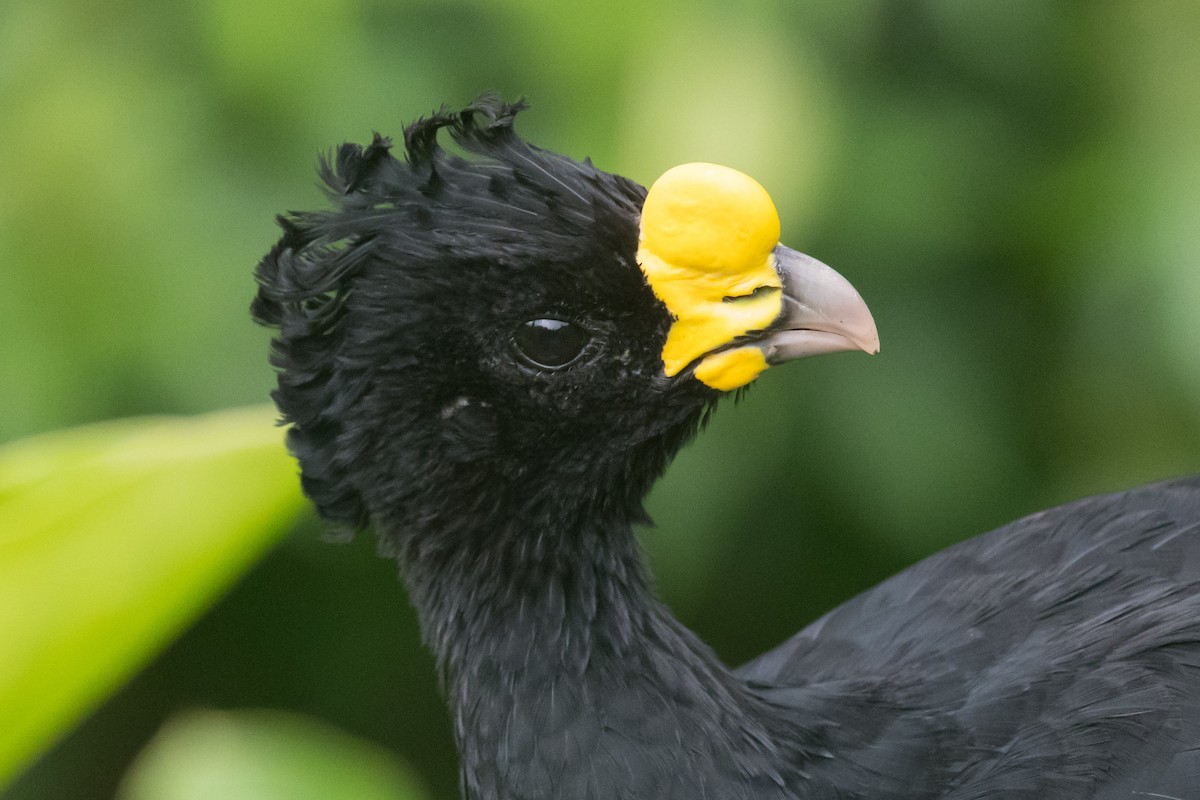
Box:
left=3, top=0, right=1199, bottom=797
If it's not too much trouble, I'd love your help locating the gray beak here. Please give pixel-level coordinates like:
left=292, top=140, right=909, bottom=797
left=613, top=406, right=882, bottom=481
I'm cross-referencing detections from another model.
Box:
left=755, top=245, right=880, bottom=363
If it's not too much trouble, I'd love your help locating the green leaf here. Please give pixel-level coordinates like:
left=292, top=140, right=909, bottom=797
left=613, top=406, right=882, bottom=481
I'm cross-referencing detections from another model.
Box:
left=0, top=406, right=307, bottom=786
left=117, top=710, right=427, bottom=800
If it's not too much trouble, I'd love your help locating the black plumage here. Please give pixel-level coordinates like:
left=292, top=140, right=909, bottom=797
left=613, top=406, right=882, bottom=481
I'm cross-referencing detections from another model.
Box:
left=253, top=97, right=1200, bottom=799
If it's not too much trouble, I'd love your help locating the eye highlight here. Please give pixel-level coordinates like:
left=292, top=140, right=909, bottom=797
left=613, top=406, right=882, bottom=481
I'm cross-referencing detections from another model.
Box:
left=512, top=319, right=591, bottom=370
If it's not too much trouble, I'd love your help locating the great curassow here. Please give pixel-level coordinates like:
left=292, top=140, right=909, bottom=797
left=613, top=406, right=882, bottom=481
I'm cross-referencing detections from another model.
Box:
left=252, top=96, right=1200, bottom=799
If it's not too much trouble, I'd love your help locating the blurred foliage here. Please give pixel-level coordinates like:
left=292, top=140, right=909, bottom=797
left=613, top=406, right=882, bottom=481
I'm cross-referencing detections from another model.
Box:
left=0, top=407, right=304, bottom=785
left=116, top=710, right=426, bottom=800
left=1, top=0, right=1198, bottom=797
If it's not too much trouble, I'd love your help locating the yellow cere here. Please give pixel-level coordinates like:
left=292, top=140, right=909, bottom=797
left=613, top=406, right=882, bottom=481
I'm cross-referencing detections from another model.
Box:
left=636, top=163, right=784, bottom=390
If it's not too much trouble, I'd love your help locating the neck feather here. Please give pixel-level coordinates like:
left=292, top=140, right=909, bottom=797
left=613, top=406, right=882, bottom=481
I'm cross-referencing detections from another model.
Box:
left=391, top=506, right=814, bottom=800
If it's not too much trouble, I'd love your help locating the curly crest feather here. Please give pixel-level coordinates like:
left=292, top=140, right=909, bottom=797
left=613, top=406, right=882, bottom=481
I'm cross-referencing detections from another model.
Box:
left=251, top=96, right=646, bottom=527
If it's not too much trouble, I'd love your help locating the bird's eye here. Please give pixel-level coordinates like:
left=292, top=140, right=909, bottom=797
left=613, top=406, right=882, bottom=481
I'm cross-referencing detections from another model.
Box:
left=512, top=319, right=591, bottom=370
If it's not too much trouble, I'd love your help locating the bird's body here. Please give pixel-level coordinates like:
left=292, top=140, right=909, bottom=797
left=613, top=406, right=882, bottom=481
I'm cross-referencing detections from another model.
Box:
left=254, top=97, right=1200, bottom=799
left=744, top=476, right=1200, bottom=798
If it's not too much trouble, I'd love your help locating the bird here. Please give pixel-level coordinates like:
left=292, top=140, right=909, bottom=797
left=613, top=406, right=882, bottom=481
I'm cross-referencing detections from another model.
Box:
left=252, top=96, right=1200, bottom=799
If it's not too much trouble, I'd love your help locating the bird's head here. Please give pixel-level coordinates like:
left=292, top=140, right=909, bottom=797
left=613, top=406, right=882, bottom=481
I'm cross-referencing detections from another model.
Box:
left=252, top=97, right=877, bottom=536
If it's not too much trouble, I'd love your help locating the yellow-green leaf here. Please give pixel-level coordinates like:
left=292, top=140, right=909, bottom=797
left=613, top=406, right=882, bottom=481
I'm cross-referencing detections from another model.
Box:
left=117, top=710, right=427, bottom=800
left=0, top=406, right=306, bottom=786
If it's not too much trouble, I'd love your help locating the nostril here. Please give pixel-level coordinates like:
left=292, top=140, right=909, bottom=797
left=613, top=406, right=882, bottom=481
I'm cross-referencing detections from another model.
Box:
left=722, top=285, right=779, bottom=304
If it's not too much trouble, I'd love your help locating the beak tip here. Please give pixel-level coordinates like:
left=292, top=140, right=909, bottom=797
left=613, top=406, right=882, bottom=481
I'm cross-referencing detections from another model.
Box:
left=854, top=339, right=880, bottom=357
left=850, top=315, right=880, bottom=356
